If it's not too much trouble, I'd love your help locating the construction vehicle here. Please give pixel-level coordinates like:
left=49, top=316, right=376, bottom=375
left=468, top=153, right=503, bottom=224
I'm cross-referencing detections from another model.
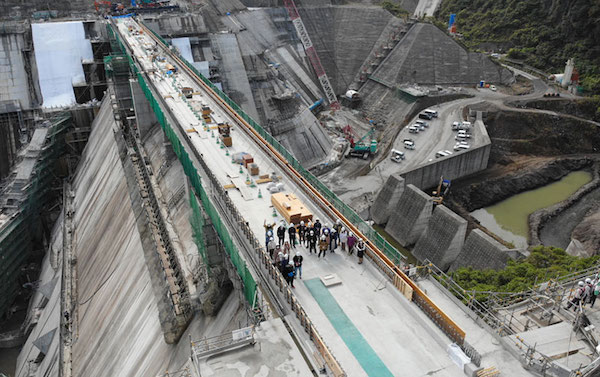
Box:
left=432, top=176, right=451, bottom=205
left=343, top=124, right=377, bottom=159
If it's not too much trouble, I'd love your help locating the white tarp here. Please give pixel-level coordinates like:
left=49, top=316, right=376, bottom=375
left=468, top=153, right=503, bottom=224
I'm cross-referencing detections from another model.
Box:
left=32, top=22, right=93, bottom=108
left=171, top=37, right=194, bottom=62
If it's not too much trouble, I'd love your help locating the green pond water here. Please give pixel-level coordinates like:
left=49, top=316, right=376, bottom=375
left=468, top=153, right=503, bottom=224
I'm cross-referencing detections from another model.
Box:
left=481, top=170, right=592, bottom=239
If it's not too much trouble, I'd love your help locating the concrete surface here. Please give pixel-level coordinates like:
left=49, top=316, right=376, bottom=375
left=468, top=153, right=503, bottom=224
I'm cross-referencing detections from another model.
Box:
left=413, top=205, right=467, bottom=270
left=197, top=318, right=313, bottom=376
left=385, top=184, right=432, bottom=246
left=0, top=33, right=32, bottom=109
left=413, top=0, right=443, bottom=17
left=371, top=174, right=405, bottom=225
left=418, top=278, right=533, bottom=376
left=372, top=23, right=513, bottom=86
left=449, top=229, right=512, bottom=272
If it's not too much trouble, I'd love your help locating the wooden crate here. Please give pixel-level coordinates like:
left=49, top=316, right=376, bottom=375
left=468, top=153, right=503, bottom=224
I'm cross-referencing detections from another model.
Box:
left=271, top=192, right=313, bottom=224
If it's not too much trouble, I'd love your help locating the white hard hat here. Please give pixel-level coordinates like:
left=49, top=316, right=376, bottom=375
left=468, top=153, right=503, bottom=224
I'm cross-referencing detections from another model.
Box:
left=300, top=220, right=304, bottom=225
left=267, top=230, right=272, bottom=236
left=278, top=252, right=283, bottom=256
left=336, top=219, right=341, bottom=224
left=296, top=251, right=301, bottom=256
left=321, top=235, right=326, bottom=240
left=323, top=229, right=329, bottom=234
left=270, top=237, right=274, bottom=241
left=579, top=281, right=585, bottom=287
left=324, top=223, right=329, bottom=228
left=342, top=227, right=346, bottom=232
left=310, top=230, right=314, bottom=235
left=315, top=219, right=320, bottom=222
left=289, top=224, right=294, bottom=229
left=586, top=278, right=592, bottom=283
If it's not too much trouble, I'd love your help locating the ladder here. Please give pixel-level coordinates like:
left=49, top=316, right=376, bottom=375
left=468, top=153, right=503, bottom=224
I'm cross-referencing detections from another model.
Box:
left=283, top=0, right=340, bottom=109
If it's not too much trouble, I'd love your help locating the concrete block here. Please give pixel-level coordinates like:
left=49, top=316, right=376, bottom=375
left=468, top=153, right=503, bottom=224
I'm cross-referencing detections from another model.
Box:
left=385, top=184, right=432, bottom=246
left=413, top=205, right=467, bottom=270
left=371, top=174, right=405, bottom=225
left=450, top=229, right=511, bottom=272
left=463, top=362, right=483, bottom=377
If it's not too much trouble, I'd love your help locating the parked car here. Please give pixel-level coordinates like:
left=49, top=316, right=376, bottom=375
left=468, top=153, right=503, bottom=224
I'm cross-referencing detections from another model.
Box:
left=390, top=149, right=405, bottom=163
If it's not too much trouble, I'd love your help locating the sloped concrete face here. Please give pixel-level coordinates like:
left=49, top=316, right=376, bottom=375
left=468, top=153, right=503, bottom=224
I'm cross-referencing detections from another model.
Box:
left=413, top=205, right=467, bottom=270
left=385, top=184, right=432, bottom=246
left=372, top=23, right=513, bottom=86
left=371, top=174, right=405, bottom=225
left=450, top=229, right=510, bottom=272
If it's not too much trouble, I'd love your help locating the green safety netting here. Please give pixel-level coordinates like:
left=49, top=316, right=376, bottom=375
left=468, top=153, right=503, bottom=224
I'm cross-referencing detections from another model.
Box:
left=108, top=26, right=259, bottom=307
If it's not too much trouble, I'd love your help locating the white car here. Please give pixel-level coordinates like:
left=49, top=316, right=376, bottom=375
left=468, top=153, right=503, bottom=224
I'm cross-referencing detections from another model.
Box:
left=454, top=143, right=470, bottom=151
left=403, top=139, right=415, bottom=150
left=408, top=125, right=419, bottom=133
left=390, top=149, right=405, bottom=163
left=490, top=85, right=497, bottom=91
left=415, top=120, right=429, bottom=128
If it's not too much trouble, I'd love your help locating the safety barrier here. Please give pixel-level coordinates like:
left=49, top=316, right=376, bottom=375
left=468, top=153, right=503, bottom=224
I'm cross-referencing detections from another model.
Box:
left=135, top=19, right=467, bottom=348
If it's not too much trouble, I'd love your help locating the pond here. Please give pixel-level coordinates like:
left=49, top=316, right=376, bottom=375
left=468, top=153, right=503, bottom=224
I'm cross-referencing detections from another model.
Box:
left=471, top=170, right=592, bottom=248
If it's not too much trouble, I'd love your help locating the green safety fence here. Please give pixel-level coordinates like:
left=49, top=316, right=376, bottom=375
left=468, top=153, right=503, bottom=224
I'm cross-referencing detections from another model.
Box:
left=107, top=25, right=259, bottom=307
left=139, top=21, right=407, bottom=265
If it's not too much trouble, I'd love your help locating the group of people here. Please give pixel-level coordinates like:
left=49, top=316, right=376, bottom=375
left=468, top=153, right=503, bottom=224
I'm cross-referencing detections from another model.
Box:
left=263, top=218, right=367, bottom=285
left=566, top=276, right=600, bottom=310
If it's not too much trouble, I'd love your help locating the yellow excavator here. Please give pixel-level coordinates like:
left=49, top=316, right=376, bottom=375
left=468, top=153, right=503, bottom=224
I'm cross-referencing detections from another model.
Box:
left=432, top=176, right=451, bottom=205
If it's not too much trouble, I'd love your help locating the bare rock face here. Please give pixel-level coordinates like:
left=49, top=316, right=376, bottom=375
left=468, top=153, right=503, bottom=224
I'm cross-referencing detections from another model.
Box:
left=569, top=205, right=600, bottom=257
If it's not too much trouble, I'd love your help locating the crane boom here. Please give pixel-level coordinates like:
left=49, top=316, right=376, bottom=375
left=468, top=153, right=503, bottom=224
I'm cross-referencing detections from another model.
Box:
left=283, top=0, right=340, bottom=109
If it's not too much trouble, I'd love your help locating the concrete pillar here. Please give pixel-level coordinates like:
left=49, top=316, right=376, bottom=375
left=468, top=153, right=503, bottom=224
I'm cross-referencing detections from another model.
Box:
left=385, top=184, right=432, bottom=246
left=413, top=205, right=467, bottom=271
left=371, top=174, right=405, bottom=225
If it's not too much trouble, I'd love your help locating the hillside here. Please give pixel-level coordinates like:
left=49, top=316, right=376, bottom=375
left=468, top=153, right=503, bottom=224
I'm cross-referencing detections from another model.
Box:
left=435, top=0, right=600, bottom=93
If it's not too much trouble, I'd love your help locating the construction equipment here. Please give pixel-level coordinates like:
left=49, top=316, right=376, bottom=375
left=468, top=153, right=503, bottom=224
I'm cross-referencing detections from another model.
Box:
left=432, top=176, right=451, bottom=205
left=282, top=0, right=340, bottom=109
left=344, top=124, right=377, bottom=159
left=218, top=123, right=232, bottom=147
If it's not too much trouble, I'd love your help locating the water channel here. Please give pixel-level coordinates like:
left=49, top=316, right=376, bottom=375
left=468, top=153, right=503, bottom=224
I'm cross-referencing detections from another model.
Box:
left=471, top=171, right=592, bottom=248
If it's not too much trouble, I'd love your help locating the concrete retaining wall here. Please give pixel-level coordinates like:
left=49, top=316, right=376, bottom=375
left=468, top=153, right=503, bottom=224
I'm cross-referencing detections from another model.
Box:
left=385, top=184, right=432, bottom=246
left=450, top=229, right=512, bottom=272
left=371, top=174, right=404, bottom=225
left=401, top=143, right=490, bottom=189
left=413, top=205, right=467, bottom=271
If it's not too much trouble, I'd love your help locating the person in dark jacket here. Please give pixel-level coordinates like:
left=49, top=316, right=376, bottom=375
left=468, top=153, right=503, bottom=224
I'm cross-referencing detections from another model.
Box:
left=313, top=219, right=322, bottom=235
left=293, top=251, right=303, bottom=280
left=277, top=222, right=286, bottom=246
left=298, top=221, right=306, bottom=246
left=288, top=224, right=297, bottom=248
left=284, top=263, right=295, bottom=288
left=308, top=230, right=317, bottom=254
left=356, top=239, right=365, bottom=264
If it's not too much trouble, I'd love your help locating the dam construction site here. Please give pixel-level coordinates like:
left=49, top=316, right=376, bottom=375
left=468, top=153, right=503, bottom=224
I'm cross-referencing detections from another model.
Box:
left=0, top=1, right=599, bottom=377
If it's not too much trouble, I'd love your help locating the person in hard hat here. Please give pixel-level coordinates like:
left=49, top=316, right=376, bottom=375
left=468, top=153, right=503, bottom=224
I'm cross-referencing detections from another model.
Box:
left=298, top=221, right=306, bottom=246
left=356, top=239, right=366, bottom=264
left=567, top=281, right=586, bottom=310
left=333, top=219, right=342, bottom=250
left=277, top=222, right=286, bottom=246
left=281, top=248, right=289, bottom=272
left=293, top=251, right=303, bottom=280
left=304, top=221, right=312, bottom=247
left=274, top=250, right=283, bottom=268
left=308, top=230, right=317, bottom=254
left=284, top=262, right=296, bottom=288
left=347, top=232, right=357, bottom=255
left=313, top=219, right=322, bottom=235
left=318, top=235, right=328, bottom=258
left=288, top=224, right=297, bottom=248
left=267, top=237, right=276, bottom=259
left=585, top=278, right=593, bottom=304
left=264, top=220, right=274, bottom=246
left=592, top=279, right=600, bottom=308
left=339, top=227, right=348, bottom=252
left=330, top=226, right=338, bottom=253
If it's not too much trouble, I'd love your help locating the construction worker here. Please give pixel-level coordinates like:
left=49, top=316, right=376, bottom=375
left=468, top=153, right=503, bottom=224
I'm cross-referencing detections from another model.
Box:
left=322, top=228, right=331, bottom=252
left=281, top=249, right=289, bottom=271
left=308, top=230, right=317, bottom=254
left=293, top=251, right=303, bottom=280
left=333, top=219, right=342, bottom=248
left=339, top=227, right=348, bottom=252
left=585, top=278, right=593, bottom=304
left=313, top=219, right=322, bottom=235
left=318, top=235, right=328, bottom=258
left=356, top=239, right=366, bottom=264
left=267, top=237, right=276, bottom=259
left=567, top=281, right=585, bottom=310
left=330, top=226, right=338, bottom=252
left=298, top=221, right=306, bottom=245
left=274, top=250, right=283, bottom=268
left=277, top=221, right=286, bottom=246
left=288, top=224, right=297, bottom=248
left=264, top=220, right=274, bottom=245
left=592, top=279, right=600, bottom=308
left=284, top=262, right=296, bottom=288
